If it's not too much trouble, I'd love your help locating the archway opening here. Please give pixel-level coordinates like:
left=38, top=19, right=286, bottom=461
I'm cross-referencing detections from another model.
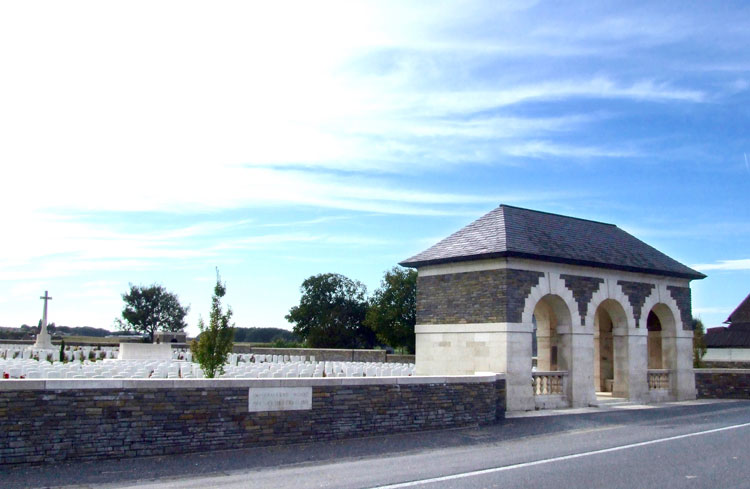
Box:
left=593, top=299, right=629, bottom=396
left=647, top=311, right=662, bottom=369
left=595, top=307, right=614, bottom=391
left=532, top=294, right=572, bottom=372
left=647, top=303, right=678, bottom=371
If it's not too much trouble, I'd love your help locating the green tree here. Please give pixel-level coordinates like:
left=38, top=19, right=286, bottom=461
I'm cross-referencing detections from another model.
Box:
left=286, top=273, right=374, bottom=348
left=117, top=284, right=189, bottom=343
left=692, top=317, right=707, bottom=368
left=364, top=267, right=417, bottom=353
left=191, top=270, right=235, bottom=378
left=232, top=327, right=299, bottom=343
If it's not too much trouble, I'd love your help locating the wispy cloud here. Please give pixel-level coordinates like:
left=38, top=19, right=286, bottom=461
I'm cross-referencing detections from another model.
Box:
left=692, top=259, right=750, bottom=271
left=502, top=140, right=639, bottom=159
left=693, top=306, right=733, bottom=316
left=213, top=233, right=391, bottom=252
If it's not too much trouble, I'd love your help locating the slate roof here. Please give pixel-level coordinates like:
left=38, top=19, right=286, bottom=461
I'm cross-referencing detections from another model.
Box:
left=725, top=293, right=750, bottom=324
left=400, top=205, right=706, bottom=280
left=705, top=323, right=750, bottom=348
left=706, top=293, right=750, bottom=348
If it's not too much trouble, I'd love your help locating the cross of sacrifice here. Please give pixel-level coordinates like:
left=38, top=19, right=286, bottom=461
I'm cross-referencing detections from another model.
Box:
left=40, top=291, right=52, bottom=327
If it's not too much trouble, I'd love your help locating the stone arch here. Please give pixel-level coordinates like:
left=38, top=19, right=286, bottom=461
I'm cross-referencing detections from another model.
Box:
left=639, top=285, right=684, bottom=332
left=641, top=286, right=684, bottom=374
left=584, top=280, right=637, bottom=332
left=522, top=272, right=580, bottom=327
left=641, top=285, right=696, bottom=401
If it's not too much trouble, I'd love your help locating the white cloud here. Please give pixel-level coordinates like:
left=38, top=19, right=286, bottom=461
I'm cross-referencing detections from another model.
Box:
left=693, top=307, right=732, bottom=315
left=692, top=259, right=750, bottom=271
left=502, top=140, right=639, bottom=159
left=1, top=2, right=708, bottom=219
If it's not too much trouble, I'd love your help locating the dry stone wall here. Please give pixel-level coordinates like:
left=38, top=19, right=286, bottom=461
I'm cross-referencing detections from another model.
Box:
left=0, top=375, right=504, bottom=466
left=416, top=269, right=542, bottom=324
left=695, top=369, right=750, bottom=399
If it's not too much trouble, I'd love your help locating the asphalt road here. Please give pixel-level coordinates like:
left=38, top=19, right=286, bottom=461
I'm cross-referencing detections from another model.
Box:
left=3, top=399, right=750, bottom=489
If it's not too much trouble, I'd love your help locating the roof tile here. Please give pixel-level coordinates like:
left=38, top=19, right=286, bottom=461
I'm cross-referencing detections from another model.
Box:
left=400, top=205, right=705, bottom=280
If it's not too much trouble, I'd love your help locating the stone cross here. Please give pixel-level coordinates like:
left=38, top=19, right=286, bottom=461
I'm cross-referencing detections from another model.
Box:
left=40, top=291, right=52, bottom=328
left=34, top=291, right=54, bottom=350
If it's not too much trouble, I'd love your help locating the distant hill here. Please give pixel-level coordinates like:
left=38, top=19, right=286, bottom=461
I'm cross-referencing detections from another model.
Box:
left=232, top=327, right=299, bottom=343
left=0, top=324, right=116, bottom=339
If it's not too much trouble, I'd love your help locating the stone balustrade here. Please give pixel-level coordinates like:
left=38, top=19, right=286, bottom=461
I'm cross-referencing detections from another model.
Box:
left=532, top=371, right=567, bottom=396
left=647, top=369, right=670, bottom=390
left=531, top=371, right=569, bottom=409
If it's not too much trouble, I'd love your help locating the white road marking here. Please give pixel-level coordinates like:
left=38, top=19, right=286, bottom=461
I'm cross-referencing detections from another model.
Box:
left=369, top=422, right=750, bottom=489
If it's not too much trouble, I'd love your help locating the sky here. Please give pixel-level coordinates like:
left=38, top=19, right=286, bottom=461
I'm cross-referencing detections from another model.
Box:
left=1, top=1, right=748, bottom=336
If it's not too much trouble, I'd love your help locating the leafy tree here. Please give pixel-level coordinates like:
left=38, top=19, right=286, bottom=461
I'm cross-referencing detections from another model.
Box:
left=364, top=267, right=417, bottom=353
left=117, top=284, right=189, bottom=343
left=232, top=327, right=299, bottom=343
left=286, top=273, right=374, bottom=348
left=191, top=270, right=235, bottom=378
left=692, top=317, right=707, bottom=368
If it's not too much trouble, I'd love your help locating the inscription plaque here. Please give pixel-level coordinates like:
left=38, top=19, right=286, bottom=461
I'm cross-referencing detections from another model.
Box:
left=248, top=387, right=312, bottom=412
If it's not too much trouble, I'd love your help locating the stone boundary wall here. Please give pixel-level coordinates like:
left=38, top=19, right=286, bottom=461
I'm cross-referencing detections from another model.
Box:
left=386, top=354, right=416, bottom=364
left=230, top=346, right=391, bottom=363
left=695, top=369, right=750, bottom=399
left=701, top=361, right=750, bottom=369
left=0, top=374, right=505, bottom=467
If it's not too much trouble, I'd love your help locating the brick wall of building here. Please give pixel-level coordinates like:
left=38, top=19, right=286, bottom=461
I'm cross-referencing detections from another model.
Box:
left=695, top=369, right=750, bottom=399
left=0, top=376, right=504, bottom=467
left=416, top=269, right=542, bottom=324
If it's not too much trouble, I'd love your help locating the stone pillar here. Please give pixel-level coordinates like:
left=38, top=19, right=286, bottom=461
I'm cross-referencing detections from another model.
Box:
left=612, top=324, right=630, bottom=398
left=414, top=323, right=535, bottom=411
left=626, top=328, right=649, bottom=402
left=670, top=333, right=697, bottom=401
left=504, top=323, right=534, bottom=411
left=561, top=326, right=595, bottom=407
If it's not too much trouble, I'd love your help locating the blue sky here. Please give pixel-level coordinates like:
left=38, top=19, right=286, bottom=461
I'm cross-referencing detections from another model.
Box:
left=1, top=1, right=748, bottom=335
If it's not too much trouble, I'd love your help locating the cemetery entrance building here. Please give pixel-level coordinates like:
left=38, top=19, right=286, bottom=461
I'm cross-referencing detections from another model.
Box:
left=401, top=205, right=705, bottom=411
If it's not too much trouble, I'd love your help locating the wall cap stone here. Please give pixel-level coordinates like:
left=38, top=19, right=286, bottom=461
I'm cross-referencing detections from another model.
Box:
left=416, top=323, right=533, bottom=334
left=694, top=368, right=750, bottom=374
left=0, top=374, right=500, bottom=391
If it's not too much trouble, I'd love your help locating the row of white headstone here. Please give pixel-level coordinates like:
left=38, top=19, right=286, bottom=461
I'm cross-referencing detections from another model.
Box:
left=0, top=345, right=121, bottom=362
left=0, top=356, right=415, bottom=380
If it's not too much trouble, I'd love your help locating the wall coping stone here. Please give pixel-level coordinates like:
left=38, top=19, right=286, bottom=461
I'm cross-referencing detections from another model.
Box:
left=416, top=323, right=533, bottom=333
left=694, top=368, right=750, bottom=374
left=0, top=374, right=503, bottom=391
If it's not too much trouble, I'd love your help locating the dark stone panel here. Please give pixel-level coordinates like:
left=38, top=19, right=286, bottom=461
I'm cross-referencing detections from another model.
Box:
left=494, top=378, right=506, bottom=421
left=617, top=280, right=655, bottom=327
left=560, top=274, right=604, bottom=326
left=0, top=380, right=503, bottom=467
left=695, top=370, right=750, bottom=399
left=667, top=285, right=693, bottom=330
left=417, top=269, right=543, bottom=324
left=506, top=270, right=546, bottom=323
